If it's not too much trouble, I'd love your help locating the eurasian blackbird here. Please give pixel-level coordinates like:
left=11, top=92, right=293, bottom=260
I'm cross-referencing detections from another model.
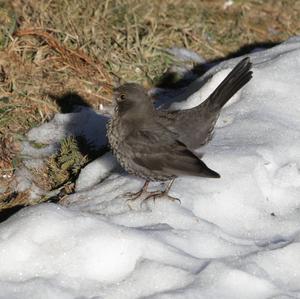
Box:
left=107, top=57, right=252, bottom=202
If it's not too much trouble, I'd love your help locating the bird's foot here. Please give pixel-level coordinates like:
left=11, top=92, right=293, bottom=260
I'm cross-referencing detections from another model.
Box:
left=124, top=189, right=145, bottom=202
left=142, top=190, right=181, bottom=204
left=124, top=180, right=180, bottom=206
left=125, top=189, right=180, bottom=207
left=124, top=181, right=150, bottom=202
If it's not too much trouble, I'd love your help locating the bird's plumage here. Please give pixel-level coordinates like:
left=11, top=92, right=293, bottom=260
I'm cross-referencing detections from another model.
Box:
left=107, top=57, right=253, bottom=182
left=158, top=57, right=253, bottom=149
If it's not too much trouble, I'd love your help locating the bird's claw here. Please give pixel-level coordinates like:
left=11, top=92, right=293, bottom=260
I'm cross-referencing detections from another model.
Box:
left=142, top=191, right=181, bottom=205
left=124, top=180, right=180, bottom=206
left=124, top=190, right=144, bottom=202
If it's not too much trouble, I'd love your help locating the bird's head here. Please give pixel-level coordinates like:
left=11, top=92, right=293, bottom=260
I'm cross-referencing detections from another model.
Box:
left=113, top=83, right=153, bottom=116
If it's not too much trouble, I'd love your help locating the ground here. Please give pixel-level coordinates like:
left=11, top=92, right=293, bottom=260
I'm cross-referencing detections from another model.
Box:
left=1, top=38, right=300, bottom=297
left=1, top=1, right=300, bottom=297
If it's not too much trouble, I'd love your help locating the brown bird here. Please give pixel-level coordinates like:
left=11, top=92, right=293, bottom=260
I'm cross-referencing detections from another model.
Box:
left=107, top=57, right=252, bottom=202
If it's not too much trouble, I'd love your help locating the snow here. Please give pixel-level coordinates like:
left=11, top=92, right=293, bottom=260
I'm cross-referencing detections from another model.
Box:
left=166, top=47, right=205, bottom=63
left=2, top=36, right=300, bottom=298
left=75, top=152, right=118, bottom=192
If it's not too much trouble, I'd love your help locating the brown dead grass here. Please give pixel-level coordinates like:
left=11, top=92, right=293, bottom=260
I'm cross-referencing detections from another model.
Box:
left=1, top=0, right=300, bottom=209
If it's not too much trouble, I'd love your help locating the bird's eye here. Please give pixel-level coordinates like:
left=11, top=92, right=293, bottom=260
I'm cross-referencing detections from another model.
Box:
left=119, top=94, right=126, bottom=101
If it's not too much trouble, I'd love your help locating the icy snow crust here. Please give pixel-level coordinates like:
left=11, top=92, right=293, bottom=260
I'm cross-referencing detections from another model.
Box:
left=2, top=37, right=300, bottom=298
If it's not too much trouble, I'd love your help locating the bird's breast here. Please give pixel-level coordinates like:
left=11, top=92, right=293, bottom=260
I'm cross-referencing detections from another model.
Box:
left=107, top=117, right=133, bottom=171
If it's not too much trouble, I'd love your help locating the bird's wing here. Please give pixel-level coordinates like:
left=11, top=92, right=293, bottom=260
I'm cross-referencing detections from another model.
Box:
left=158, top=57, right=253, bottom=149
left=126, top=125, right=220, bottom=178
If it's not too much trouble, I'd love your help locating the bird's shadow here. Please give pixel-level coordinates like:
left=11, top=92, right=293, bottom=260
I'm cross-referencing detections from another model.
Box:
left=49, top=92, right=110, bottom=160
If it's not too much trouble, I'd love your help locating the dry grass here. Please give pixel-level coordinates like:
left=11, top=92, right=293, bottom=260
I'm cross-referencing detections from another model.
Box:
left=1, top=0, right=300, bottom=209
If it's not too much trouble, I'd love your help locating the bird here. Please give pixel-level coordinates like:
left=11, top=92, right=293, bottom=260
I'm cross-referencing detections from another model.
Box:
left=107, top=57, right=253, bottom=203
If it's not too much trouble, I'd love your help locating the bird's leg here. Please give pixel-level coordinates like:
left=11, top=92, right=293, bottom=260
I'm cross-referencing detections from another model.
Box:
left=143, top=179, right=181, bottom=204
left=124, top=180, right=150, bottom=201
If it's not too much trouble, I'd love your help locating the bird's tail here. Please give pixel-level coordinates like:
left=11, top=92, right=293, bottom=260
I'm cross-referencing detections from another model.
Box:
left=203, top=57, right=252, bottom=111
